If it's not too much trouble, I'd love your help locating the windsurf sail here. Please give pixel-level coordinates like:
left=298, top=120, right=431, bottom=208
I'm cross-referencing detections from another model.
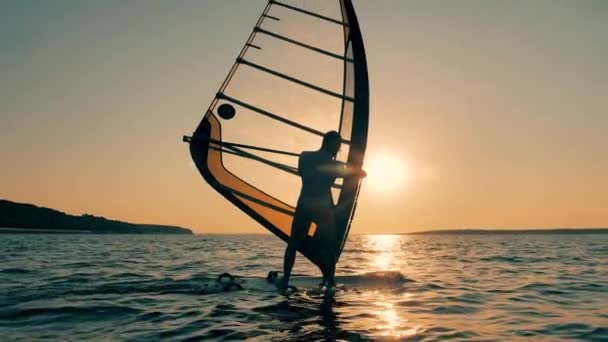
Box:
left=184, top=0, right=369, bottom=273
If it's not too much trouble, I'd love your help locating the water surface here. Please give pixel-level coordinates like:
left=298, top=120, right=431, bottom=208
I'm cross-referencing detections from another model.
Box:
left=1, top=234, right=606, bottom=341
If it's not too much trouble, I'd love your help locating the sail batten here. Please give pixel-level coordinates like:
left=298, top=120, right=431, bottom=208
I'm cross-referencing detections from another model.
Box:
left=237, top=58, right=355, bottom=102
left=217, top=93, right=329, bottom=138
left=187, top=0, right=369, bottom=274
left=255, top=28, right=354, bottom=62
left=270, top=0, right=349, bottom=26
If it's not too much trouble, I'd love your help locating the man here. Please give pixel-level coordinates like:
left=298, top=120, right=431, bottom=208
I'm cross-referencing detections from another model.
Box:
left=278, top=130, right=366, bottom=290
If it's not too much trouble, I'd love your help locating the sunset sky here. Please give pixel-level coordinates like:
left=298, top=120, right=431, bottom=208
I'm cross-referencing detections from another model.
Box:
left=1, top=0, right=606, bottom=234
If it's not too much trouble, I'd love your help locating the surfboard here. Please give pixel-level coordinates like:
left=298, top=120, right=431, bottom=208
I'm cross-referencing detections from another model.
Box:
left=195, top=271, right=409, bottom=297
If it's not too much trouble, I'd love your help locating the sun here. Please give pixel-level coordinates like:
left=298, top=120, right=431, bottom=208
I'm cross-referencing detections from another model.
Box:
left=363, top=153, right=407, bottom=194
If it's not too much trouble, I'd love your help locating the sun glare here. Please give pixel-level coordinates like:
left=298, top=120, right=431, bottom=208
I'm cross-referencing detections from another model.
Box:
left=363, top=153, right=407, bottom=194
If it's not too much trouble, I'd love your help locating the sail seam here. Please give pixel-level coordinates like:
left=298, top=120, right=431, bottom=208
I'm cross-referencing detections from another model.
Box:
left=245, top=43, right=262, bottom=50
left=219, top=184, right=295, bottom=216
left=262, top=14, right=280, bottom=21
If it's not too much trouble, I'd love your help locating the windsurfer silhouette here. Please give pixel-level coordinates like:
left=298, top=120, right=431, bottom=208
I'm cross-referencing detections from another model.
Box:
left=278, top=131, right=366, bottom=291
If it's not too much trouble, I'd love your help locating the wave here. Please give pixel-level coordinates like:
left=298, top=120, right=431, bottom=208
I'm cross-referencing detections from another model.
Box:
left=524, top=322, right=608, bottom=340
left=0, top=305, right=141, bottom=321
left=0, top=268, right=32, bottom=274
left=431, top=304, right=480, bottom=314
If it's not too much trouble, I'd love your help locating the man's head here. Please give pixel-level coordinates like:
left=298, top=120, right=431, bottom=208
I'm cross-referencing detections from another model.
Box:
left=321, top=130, right=342, bottom=156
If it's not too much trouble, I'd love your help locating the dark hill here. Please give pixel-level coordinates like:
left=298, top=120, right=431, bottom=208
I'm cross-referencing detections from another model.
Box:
left=0, top=200, right=192, bottom=234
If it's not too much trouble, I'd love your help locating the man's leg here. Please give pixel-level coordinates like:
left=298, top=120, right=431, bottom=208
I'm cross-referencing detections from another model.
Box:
left=316, top=207, right=337, bottom=286
left=320, top=249, right=336, bottom=286
left=281, top=235, right=297, bottom=287
left=281, top=208, right=309, bottom=288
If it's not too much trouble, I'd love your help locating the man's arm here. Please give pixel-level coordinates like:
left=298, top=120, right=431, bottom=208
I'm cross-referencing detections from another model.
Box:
left=317, top=161, right=367, bottom=178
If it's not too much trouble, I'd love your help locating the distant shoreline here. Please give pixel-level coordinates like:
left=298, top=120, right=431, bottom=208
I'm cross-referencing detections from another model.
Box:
left=0, top=227, right=92, bottom=234
left=407, top=228, right=608, bottom=235
left=193, top=228, right=608, bottom=236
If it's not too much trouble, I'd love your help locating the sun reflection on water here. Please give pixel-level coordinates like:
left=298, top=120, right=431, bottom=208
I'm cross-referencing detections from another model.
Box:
left=361, top=235, right=422, bottom=338
left=372, top=298, right=421, bottom=339
left=366, top=235, right=401, bottom=271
